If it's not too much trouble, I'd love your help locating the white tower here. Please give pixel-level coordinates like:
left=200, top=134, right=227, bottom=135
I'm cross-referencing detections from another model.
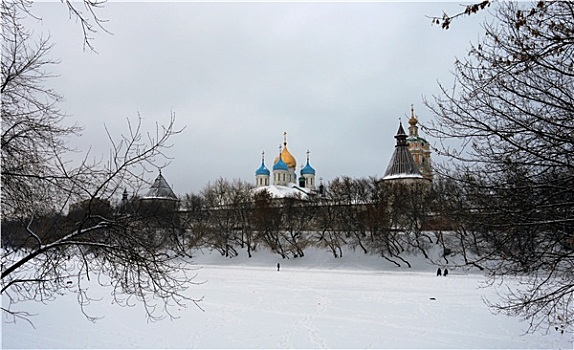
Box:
left=300, top=150, right=316, bottom=190
left=255, top=151, right=270, bottom=187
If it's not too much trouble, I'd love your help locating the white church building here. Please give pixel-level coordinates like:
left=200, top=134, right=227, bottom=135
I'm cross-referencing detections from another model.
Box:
left=254, top=132, right=317, bottom=199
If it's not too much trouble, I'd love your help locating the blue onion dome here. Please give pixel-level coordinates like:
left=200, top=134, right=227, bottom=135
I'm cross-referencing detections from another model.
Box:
left=273, top=154, right=289, bottom=171
left=256, top=161, right=270, bottom=176
left=256, top=151, right=271, bottom=176
left=301, top=160, right=315, bottom=175
left=301, top=150, right=315, bottom=175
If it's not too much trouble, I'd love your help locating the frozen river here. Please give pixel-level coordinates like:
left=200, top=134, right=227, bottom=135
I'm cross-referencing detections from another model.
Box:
left=2, top=248, right=572, bottom=348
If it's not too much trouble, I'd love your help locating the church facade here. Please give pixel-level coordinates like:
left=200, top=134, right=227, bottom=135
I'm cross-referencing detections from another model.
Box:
left=254, top=132, right=317, bottom=198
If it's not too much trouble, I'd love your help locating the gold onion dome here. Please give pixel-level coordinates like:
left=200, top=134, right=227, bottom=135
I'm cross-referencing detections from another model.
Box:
left=274, top=147, right=296, bottom=169
left=273, top=132, right=296, bottom=169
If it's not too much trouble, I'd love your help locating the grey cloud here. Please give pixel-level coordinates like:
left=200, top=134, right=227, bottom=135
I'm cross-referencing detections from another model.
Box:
left=27, top=2, right=488, bottom=195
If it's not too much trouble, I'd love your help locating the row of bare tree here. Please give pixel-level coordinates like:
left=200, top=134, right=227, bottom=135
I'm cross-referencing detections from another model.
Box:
left=1, top=175, right=450, bottom=271
left=177, top=177, right=441, bottom=266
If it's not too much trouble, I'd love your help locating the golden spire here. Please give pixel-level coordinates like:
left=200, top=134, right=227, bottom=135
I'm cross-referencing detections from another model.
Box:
left=409, top=104, right=418, bottom=126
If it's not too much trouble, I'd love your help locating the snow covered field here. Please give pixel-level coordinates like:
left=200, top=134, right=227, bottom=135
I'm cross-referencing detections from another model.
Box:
left=2, top=248, right=572, bottom=349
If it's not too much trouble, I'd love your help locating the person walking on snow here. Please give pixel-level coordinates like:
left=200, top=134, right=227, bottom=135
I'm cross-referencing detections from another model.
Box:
left=436, top=267, right=442, bottom=276
left=277, top=263, right=280, bottom=271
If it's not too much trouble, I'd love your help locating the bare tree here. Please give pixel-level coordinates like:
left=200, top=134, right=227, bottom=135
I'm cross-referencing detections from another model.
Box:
left=385, top=181, right=434, bottom=260
left=327, top=177, right=370, bottom=255
left=0, top=115, right=203, bottom=322
left=227, top=179, right=256, bottom=257
left=278, top=196, right=314, bottom=258
left=426, top=1, right=574, bottom=334
left=2, top=1, right=201, bottom=323
left=180, top=193, right=211, bottom=253
left=314, top=178, right=348, bottom=258
left=1, top=2, right=80, bottom=221
left=429, top=0, right=491, bottom=30
left=251, top=190, right=310, bottom=259
left=199, top=178, right=254, bottom=257
left=251, top=189, right=288, bottom=258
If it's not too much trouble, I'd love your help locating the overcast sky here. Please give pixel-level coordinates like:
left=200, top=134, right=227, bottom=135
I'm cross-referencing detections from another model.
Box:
left=27, top=1, right=489, bottom=196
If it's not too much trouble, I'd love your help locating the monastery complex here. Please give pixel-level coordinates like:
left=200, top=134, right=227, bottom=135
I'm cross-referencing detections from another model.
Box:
left=251, top=105, right=433, bottom=199
left=143, top=105, right=433, bottom=201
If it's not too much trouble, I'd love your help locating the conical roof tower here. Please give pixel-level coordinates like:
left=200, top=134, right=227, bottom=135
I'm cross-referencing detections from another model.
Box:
left=144, top=170, right=177, bottom=199
left=382, top=122, right=424, bottom=181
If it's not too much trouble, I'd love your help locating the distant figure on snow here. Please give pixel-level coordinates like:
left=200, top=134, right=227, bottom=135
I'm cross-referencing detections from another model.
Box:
left=444, top=268, right=448, bottom=277
left=436, top=267, right=442, bottom=276
left=277, top=263, right=280, bottom=271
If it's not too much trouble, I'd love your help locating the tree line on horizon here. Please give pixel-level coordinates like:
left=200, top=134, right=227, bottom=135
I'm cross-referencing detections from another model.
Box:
left=1, top=175, right=447, bottom=265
